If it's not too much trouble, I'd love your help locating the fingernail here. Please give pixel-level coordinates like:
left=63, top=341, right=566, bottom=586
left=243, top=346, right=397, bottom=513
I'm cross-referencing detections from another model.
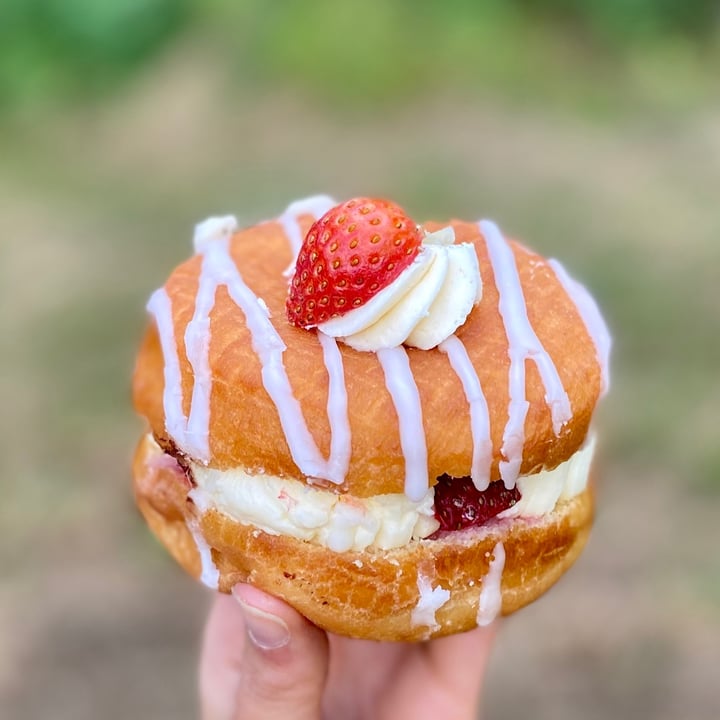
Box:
left=234, top=593, right=290, bottom=650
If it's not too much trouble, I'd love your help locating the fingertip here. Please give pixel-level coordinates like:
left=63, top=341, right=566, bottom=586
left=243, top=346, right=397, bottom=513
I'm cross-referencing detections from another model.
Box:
left=231, top=583, right=325, bottom=650
left=231, top=583, right=293, bottom=622
left=229, top=584, right=329, bottom=719
left=232, top=585, right=291, bottom=651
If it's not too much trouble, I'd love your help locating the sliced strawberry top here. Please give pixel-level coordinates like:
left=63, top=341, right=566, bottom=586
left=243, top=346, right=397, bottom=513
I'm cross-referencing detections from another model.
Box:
left=286, top=197, right=422, bottom=328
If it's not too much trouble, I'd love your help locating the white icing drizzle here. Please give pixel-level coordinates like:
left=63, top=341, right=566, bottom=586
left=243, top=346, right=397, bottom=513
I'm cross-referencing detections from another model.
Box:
left=146, top=288, right=207, bottom=459
left=187, top=516, right=220, bottom=590
left=193, top=215, right=238, bottom=255
left=376, top=347, right=429, bottom=502
left=317, top=331, right=352, bottom=481
left=411, top=573, right=450, bottom=631
left=183, top=252, right=222, bottom=462
left=479, top=220, right=573, bottom=488
left=279, top=195, right=336, bottom=276
left=438, top=335, right=492, bottom=491
left=477, top=542, right=505, bottom=626
left=548, top=258, right=611, bottom=396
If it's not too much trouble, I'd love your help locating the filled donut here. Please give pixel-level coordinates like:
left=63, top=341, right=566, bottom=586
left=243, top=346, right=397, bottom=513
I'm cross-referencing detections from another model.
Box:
left=132, top=196, right=610, bottom=641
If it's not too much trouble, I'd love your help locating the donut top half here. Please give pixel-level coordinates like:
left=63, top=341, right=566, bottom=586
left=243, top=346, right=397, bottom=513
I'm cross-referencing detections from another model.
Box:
left=133, top=201, right=609, bottom=500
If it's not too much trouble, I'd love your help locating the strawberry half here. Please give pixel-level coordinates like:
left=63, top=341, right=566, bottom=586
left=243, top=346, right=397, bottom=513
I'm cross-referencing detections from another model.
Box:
left=286, top=197, right=422, bottom=328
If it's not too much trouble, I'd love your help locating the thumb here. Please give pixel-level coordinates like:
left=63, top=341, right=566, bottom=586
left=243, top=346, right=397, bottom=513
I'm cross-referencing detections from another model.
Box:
left=199, top=584, right=329, bottom=720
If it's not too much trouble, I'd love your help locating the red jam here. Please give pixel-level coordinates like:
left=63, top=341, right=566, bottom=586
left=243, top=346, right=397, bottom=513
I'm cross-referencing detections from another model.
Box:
left=156, top=437, right=194, bottom=489
left=432, top=475, right=521, bottom=534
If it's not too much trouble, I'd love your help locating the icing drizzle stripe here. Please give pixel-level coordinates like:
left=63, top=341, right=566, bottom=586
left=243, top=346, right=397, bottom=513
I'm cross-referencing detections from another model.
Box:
left=438, top=335, right=492, bottom=491
left=184, top=257, right=221, bottom=461
left=376, top=347, right=429, bottom=502
left=477, top=541, right=505, bottom=626
left=279, top=195, right=336, bottom=276
left=548, top=258, right=611, bottom=396
left=146, top=288, right=207, bottom=459
left=317, top=331, right=352, bottom=482
left=479, top=220, right=573, bottom=488
left=187, top=515, right=220, bottom=589
left=412, top=573, right=450, bottom=631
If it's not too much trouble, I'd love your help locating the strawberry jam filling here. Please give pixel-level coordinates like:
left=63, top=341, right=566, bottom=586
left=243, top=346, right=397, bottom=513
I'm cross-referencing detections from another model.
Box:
left=432, top=475, right=521, bottom=535
left=154, top=435, right=195, bottom=489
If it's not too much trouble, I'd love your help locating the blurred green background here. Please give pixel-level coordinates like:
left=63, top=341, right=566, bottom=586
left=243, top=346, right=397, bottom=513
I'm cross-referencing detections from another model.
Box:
left=1, top=1, right=719, bottom=718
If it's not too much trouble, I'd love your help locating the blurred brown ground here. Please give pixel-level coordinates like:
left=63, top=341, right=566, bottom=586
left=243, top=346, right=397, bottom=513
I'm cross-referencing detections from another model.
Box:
left=1, top=48, right=719, bottom=719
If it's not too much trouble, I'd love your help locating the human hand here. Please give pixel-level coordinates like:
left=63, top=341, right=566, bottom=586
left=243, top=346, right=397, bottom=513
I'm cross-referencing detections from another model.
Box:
left=199, top=583, right=497, bottom=720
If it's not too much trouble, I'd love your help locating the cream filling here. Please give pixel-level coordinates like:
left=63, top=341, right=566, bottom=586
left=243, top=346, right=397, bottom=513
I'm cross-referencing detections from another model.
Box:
left=498, top=434, right=596, bottom=519
left=184, top=435, right=595, bottom=553
left=189, top=463, right=440, bottom=553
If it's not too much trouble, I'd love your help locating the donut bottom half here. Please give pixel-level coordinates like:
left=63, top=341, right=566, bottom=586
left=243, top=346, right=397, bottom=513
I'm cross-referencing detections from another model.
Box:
left=133, top=434, right=594, bottom=641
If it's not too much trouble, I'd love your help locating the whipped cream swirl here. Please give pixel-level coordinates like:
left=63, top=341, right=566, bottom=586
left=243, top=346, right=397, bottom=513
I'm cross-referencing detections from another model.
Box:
left=318, top=227, right=482, bottom=351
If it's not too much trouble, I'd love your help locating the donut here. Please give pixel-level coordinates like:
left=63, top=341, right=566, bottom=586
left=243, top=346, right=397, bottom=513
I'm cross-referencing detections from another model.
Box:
left=132, top=196, right=610, bottom=641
